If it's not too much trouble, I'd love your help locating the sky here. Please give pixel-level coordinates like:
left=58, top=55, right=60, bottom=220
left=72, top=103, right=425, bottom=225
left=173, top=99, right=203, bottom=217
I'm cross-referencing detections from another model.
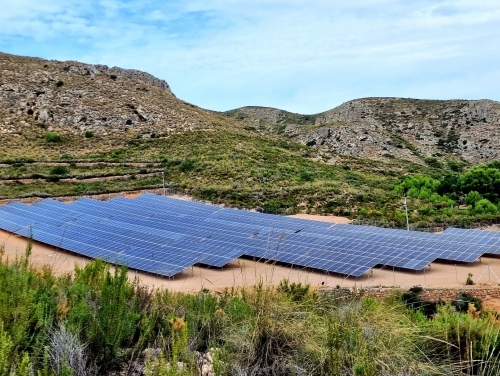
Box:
left=1, top=1, right=499, bottom=114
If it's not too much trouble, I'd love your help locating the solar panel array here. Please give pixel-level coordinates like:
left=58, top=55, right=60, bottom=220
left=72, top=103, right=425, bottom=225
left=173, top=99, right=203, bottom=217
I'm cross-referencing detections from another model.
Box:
left=0, top=194, right=499, bottom=278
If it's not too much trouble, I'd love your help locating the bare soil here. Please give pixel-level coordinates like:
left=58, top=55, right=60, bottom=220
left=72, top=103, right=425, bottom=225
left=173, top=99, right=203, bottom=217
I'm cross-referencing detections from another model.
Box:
left=3, top=211, right=500, bottom=294
left=289, top=213, right=352, bottom=224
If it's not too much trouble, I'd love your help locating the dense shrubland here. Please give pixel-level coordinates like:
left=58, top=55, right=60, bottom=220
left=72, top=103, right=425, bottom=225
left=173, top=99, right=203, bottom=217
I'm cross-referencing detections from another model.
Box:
left=2, top=243, right=500, bottom=375
left=393, top=160, right=500, bottom=228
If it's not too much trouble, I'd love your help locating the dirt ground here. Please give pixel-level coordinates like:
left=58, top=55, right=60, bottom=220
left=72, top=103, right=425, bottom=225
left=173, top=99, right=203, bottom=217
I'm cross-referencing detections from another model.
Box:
left=3, top=222, right=500, bottom=294
left=289, top=213, right=352, bottom=224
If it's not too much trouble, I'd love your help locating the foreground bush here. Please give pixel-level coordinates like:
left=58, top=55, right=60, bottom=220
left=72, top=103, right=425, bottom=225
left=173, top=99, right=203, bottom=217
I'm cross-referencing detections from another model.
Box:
left=2, top=244, right=500, bottom=375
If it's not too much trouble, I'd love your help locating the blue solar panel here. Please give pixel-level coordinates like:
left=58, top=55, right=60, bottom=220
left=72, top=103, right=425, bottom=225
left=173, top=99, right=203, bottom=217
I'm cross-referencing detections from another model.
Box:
left=1, top=196, right=499, bottom=278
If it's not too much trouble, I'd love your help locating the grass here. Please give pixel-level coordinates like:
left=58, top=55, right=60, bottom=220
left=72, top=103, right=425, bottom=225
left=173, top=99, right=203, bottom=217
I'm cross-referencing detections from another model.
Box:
left=0, top=128, right=403, bottom=214
left=2, top=124, right=498, bottom=226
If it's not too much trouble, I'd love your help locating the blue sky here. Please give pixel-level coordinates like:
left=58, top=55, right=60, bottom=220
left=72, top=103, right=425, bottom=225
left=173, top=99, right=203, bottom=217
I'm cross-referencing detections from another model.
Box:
left=1, top=1, right=499, bottom=113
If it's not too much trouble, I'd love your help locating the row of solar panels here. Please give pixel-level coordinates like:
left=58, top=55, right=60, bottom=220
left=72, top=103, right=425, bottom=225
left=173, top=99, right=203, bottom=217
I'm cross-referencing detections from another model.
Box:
left=0, top=194, right=499, bottom=277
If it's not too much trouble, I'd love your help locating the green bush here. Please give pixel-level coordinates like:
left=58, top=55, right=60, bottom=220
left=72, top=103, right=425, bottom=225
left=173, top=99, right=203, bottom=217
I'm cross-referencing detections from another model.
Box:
left=473, top=198, right=498, bottom=214
left=45, top=132, right=61, bottom=142
left=179, top=159, right=195, bottom=172
left=453, top=293, right=482, bottom=312
left=0, top=321, right=14, bottom=376
left=84, top=131, right=94, bottom=138
left=277, top=279, right=312, bottom=302
left=49, top=166, right=68, bottom=175
left=299, top=171, right=314, bottom=182
left=465, top=191, right=483, bottom=206
left=68, top=261, right=141, bottom=371
left=400, top=289, right=441, bottom=318
left=459, top=164, right=500, bottom=202
left=424, top=157, right=442, bottom=169
left=0, top=241, right=58, bottom=371
left=409, top=285, right=423, bottom=294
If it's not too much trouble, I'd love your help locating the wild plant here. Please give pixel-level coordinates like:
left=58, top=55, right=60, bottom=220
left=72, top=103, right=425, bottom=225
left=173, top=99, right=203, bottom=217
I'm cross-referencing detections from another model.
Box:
left=0, top=241, right=57, bottom=368
left=67, top=261, right=141, bottom=371
left=422, top=303, right=500, bottom=375
left=144, top=316, right=193, bottom=376
left=0, top=321, right=14, bottom=376
left=48, top=324, right=91, bottom=376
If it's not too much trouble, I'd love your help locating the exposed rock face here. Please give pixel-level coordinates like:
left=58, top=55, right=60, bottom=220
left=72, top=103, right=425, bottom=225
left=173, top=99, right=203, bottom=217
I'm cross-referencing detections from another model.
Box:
left=227, top=98, right=500, bottom=164
left=0, top=52, right=213, bottom=138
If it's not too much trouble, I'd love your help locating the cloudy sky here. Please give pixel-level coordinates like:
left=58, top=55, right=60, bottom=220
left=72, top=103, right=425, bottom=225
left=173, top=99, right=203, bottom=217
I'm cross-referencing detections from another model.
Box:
left=1, top=1, right=499, bottom=113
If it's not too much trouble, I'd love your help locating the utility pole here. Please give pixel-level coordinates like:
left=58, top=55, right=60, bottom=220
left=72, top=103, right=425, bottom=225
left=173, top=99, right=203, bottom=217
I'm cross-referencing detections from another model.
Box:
left=152, top=169, right=166, bottom=196
left=403, top=195, right=409, bottom=231
left=162, top=170, right=166, bottom=196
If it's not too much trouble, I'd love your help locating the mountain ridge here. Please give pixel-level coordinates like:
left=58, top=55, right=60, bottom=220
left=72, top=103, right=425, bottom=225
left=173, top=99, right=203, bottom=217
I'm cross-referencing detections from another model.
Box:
left=2, top=52, right=500, bottom=226
left=1, top=51, right=499, bottom=166
left=225, top=98, right=500, bottom=164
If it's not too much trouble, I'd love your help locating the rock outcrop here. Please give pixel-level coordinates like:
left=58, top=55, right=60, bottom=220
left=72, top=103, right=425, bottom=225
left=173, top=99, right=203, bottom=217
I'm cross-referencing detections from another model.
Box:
left=227, top=98, right=500, bottom=164
left=0, top=52, right=215, bottom=139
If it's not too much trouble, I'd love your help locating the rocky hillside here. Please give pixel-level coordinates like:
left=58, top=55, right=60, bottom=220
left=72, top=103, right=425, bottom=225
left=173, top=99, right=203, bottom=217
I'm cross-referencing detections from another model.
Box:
left=0, top=52, right=230, bottom=142
left=226, top=98, right=500, bottom=165
left=2, top=52, right=499, bottom=166
left=2, top=52, right=500, bottom=225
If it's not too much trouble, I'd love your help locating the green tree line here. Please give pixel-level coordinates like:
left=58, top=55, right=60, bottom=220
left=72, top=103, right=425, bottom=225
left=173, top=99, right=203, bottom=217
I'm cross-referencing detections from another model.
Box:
left=393, top=161, right=500, bottom=225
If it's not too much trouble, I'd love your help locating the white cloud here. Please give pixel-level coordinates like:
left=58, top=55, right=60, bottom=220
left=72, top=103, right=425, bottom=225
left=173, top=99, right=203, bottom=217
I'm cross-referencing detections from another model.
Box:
left=1, top=0, right=499, bottom=113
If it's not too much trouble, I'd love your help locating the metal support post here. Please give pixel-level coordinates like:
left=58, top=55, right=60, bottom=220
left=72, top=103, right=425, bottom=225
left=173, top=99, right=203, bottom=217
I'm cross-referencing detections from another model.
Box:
left=162, top=171, right=166, bottom=196
left=403, top=195, right=409, bottom=231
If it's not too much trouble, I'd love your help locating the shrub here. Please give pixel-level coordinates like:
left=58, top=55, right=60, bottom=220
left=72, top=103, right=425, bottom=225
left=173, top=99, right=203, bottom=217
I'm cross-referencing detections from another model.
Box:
left=448, top=161, right=466, bottom=172
left=179, top=159, right=195, bottom=172
left=0, top=241, right=59, bottom=370
left=45, top=132, right=61, bottom=142
left=459, top=165, right=500, bottom=202
left=474, top=198, right=498, bottom=214
left=70, top=262, right=141, bottom=370
left=55, top=80, right=64, bottom=87
left=0, top=321, right=14, bottom=376
left=424, top=157, right=442, bottom=169
left=401, top=287, right=441, bottom=318
left=277, top=279, right=312, bottom=302
left=299, top=171, right=314, bottom=182
left=48, top=325, right=90, bottom=376
left=409, top=285, right=423, bottom=294
left=84, top=131, right=94, bottom=138
left=465, top=191, right=483, bottom=206
left=453, top=293, right=482, bottom=312
left=50, top=166, right=68, bottom=175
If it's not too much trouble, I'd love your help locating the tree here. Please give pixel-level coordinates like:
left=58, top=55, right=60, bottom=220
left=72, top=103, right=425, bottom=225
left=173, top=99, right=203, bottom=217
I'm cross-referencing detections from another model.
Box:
left=465, top=191, right=483, bottom=206
left=474, top=199, right=498, bottom=215
left=459, top=167, right=500, bottom=202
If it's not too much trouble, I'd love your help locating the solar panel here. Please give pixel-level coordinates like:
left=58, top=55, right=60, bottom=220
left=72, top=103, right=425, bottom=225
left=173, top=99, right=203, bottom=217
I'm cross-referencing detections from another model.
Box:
left=1, top=196, right=499, bottom=278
